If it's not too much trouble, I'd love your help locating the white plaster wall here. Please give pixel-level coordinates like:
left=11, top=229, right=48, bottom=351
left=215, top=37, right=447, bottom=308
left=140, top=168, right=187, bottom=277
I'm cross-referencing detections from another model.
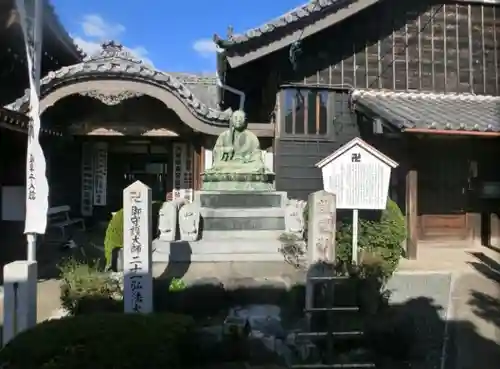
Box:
left=263, top=151, right=274, bottom=172
left=204, top=149, right=213, bottom=170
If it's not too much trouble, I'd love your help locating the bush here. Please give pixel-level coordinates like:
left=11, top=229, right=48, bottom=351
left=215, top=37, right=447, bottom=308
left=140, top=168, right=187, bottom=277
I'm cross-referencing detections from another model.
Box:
left=104, top=209, right=123, bottom=267
left=299, top=198, right=405, bottom=280
left=0, top=313, right=195, bottom=369
left=59, top=258, right=122, bottom=315
left=104, top=201, right=163, bottom=267
left=169, top=277, right=187, bottom=292
left=336, top=198, right=406, bottom=279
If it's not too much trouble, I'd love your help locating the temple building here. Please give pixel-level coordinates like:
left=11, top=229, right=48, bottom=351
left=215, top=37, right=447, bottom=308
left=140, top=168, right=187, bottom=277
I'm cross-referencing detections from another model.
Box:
left=4, top=40, right=274, bottom=222
left=4, top=0, right=500, bottom=258
left=211, top=0, right=500, bottom=255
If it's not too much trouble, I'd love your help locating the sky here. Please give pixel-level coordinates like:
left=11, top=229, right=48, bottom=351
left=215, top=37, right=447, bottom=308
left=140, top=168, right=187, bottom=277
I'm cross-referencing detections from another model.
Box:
left=51, top=0, right=306, bottom=73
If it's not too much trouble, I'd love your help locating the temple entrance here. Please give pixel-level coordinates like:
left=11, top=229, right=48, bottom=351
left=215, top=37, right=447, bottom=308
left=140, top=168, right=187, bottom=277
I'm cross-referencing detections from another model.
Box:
left=78, top=138, right=196, bottom=221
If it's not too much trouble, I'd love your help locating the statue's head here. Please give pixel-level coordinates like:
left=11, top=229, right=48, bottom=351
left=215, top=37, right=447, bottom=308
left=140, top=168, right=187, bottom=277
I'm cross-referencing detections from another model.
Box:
left=230, top=110, right=247, bottom=131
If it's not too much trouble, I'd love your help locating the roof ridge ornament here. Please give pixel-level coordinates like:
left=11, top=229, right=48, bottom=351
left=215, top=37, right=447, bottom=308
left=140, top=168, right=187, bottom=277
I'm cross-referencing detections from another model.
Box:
left=83, top=40, right=144, bottom=65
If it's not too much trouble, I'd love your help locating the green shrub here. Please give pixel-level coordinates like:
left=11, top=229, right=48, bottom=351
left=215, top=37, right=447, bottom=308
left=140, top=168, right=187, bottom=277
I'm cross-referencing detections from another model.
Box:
left=59, top=258, right=122, bottom=315
left=300, top=198, right=405, bottom=280
left=336, top=198, right=406, bottom=280
left=0, top=313, right=195, bottom=369
left=169, top=277, right=187, bottom=292
left=104, top=209, right=123, bottom=267
left=104, top=201, right=163, bottom=267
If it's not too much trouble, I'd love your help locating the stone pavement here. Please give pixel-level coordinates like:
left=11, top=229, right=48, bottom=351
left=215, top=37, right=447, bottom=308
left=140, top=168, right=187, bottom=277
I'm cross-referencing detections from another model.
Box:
left=397, top=244, right=500, bottom=369
left=398, top=243, right=500, bottom=273
left=448, top=271, right=500, bottom=369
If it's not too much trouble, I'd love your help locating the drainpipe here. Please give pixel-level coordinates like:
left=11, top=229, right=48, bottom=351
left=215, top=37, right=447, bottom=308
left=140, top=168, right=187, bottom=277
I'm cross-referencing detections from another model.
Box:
left=215, top=48, right=245, bottom=111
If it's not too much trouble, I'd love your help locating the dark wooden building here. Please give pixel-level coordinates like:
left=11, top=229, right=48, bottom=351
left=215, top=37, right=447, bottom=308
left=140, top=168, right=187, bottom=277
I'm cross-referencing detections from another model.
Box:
left=214, top=0, right=500, bottom=256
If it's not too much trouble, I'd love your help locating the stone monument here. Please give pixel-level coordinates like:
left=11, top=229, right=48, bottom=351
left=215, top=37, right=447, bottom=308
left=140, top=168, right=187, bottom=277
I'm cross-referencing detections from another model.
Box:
left=123, top=181, right=153, bottom=313
left=153, top=110, right=301, bottom=262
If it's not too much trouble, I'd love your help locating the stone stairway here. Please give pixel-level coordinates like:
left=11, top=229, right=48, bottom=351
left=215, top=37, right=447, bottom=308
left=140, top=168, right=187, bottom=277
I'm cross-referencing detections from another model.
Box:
left=153, top=191, right=290, bottom=263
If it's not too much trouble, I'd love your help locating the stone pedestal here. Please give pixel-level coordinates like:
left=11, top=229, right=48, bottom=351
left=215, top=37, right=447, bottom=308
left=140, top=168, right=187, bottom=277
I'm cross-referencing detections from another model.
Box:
left=3, top=261, right=37, bottom=345
left=153, top=191, right=289, bottom=262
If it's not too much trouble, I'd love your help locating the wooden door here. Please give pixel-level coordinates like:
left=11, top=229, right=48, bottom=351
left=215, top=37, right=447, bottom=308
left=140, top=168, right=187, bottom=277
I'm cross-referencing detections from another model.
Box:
left=417, top=141, right=470, bottom=241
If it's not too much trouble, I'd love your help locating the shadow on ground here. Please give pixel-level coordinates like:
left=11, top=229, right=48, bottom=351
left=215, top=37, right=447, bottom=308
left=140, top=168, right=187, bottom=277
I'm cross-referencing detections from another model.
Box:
left=139, top=259, right=500, bottom=369
left=467, top=252, right=500, bottom=324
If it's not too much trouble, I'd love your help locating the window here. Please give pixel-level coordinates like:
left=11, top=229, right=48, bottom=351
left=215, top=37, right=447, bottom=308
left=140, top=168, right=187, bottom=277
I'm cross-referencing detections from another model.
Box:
left=282, top=88, right=328, bottom=137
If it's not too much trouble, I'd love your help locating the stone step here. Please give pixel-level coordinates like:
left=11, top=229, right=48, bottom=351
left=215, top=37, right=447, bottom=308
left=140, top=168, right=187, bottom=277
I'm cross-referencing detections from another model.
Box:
left=154, top=239, right=283, bottom=254
left=156, top=252, right=286, bottom=262
left=200, top=207, right=285, bottom=218
left=202, top=216, right=285, bottom=231
left=152, top=239, right=285, bottom=262
left=201, top=230, right=284, bottom=240
left=196, top=191, right=287, bottom=209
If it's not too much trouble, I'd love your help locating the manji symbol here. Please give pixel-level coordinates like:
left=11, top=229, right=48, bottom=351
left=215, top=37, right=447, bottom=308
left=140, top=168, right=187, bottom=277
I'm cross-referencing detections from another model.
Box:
left=351, top=152, right=361, bottom=163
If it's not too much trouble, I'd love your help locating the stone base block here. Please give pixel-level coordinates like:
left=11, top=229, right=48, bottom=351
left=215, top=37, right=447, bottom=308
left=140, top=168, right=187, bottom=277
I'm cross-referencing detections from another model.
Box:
left=201, top=230, right=284, bottom=240
left=201, top=181, right=274, bottom=191
left=195, top=191, right=287, bottom=209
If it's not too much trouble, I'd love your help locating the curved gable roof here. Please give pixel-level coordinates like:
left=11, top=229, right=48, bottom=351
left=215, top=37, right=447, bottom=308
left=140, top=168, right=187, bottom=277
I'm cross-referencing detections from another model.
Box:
left=6, top=41, right=232, bottom=129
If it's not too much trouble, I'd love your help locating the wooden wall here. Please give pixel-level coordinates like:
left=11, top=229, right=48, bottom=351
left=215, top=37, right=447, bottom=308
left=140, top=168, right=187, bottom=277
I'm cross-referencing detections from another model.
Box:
left=274, top=90, right=363, bottom=200
left=227, top=0, right=500, bottom=122
left=289, top=0, right=500, bottom=95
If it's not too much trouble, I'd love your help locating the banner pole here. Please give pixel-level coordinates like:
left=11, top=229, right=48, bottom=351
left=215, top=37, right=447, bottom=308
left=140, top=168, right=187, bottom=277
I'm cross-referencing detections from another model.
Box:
left=27, top=234, right=36, bottom=262
left=16, top=0, right=47, bottom=261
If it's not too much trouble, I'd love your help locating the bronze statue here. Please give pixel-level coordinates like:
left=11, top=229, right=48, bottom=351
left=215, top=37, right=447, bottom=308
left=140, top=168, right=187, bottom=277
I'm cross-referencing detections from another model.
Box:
left=210, top=110, right=265, bottom=173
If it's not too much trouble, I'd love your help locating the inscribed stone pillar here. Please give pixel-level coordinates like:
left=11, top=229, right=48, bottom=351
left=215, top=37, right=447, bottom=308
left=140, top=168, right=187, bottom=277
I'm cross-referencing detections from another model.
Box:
left=307, top=190, right=337, bottom=264
left=3, top=261, right=37, bottom=346
left=123, top=181, right=153, bottom=314
left=305, top=191, right=336, bottom=327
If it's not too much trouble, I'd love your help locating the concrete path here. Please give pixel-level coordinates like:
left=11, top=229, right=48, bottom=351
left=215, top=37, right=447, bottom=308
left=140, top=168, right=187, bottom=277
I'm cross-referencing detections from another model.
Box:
left=447, top=271, right=500, bottom=369
left=395, top=244, right=500, bottom=369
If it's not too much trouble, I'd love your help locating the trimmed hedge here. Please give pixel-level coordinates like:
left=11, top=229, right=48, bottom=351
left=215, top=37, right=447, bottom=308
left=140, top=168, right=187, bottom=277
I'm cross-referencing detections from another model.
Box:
left=0, top=313, right=195, bottom=369
left=104, top=201, right=163, bottom=266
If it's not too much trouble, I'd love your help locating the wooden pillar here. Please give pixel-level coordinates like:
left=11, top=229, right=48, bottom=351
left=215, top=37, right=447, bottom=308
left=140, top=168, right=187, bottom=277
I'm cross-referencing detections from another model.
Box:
left=199, top=145, right=205, bottom=188
left=192, top=140, right=202, bottom=191
left=406, top=169, right=418, bottom=259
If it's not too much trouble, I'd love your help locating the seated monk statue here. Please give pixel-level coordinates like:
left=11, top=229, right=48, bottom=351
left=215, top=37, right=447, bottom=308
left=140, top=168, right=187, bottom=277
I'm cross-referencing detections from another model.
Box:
left=208, top=110, right=266, bottom=174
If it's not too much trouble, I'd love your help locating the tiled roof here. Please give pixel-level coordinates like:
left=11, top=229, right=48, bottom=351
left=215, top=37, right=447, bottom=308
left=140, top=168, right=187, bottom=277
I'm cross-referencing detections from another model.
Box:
left=352, top=90, right=500, bottom=132
left=6, top=42, right=230, bottom=125
left=214, top=0, right=372, bottom=48
left=169, top=72, right=219, bottom=109
left=45, top=0, right=85, bottom=60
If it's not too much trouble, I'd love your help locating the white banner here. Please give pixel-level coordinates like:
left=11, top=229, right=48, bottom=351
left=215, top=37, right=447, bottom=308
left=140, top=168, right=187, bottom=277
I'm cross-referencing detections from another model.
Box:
left=16, top=0, right=49, bottom=234
left=93, top=142, right=108, bottom=206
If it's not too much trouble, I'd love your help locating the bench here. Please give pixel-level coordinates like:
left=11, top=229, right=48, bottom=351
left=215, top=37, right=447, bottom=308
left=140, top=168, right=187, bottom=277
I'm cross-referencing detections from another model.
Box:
left=47, top=205, right=85, bottom=238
